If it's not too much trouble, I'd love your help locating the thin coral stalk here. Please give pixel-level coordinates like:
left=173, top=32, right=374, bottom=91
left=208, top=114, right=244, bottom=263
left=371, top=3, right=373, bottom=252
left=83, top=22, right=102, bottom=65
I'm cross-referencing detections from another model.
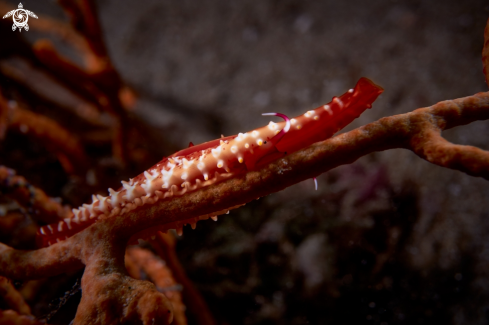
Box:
left=0, top=166, right=70, bottom=224
left=0, top=276, right=31, bottom=316
left=0, top=309, right=44, bottom=325
left=125, top=247, right=187, bottom=325
left=151, top=232, right=216, bottom=325
left=2, top=100, right=90, bottom=176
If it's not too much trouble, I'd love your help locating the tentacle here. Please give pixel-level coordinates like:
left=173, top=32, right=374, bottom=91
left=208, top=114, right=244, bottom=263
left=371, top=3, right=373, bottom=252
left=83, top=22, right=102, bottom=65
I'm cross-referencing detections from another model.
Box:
left=262, top=112, right=291, bottom=145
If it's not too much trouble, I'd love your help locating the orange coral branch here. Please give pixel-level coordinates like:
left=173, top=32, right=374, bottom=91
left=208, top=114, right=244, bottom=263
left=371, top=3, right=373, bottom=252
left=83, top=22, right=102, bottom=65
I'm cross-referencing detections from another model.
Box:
left=31, top=39, right=132, bottom=163
left=0, top=276, right=31, bottom=316
left=0, top=92, right=7, bottom=140
left=0, top=240, right=82, bottom=279
left=151, top=233, right=216, bottom=325
left=47, top=0, right=133, bottom=163
left=7, top=106, right=89, bottom=176
left=0, top=166, right=70, bottom=224
left=96, top=92, right=489, bottom=237
left=126, top=247, right=187, bottom=325
left=0, top=91, right=90, bottom=176
left=57, top=0, right=110, bottom=62
left=0, top=309, right=44, bottom=325
left=32, top=40, right=112, bottom=112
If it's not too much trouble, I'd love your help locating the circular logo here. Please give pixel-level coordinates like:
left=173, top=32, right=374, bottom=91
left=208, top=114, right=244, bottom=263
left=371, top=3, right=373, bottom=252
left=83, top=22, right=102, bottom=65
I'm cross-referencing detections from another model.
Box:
left=2, top=3, right=38, bottom=32
left=13, top=9, right=28, bottom=28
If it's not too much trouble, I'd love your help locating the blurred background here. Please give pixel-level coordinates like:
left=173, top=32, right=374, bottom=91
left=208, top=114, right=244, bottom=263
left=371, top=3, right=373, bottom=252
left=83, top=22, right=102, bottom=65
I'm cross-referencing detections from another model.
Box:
left=1, top=0, right=489, bottom=324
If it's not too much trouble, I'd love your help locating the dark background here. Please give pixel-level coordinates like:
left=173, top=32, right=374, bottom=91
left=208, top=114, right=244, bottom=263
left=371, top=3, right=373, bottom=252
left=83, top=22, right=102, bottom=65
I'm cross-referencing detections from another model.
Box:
left=3, top=0, right=489, bottom=324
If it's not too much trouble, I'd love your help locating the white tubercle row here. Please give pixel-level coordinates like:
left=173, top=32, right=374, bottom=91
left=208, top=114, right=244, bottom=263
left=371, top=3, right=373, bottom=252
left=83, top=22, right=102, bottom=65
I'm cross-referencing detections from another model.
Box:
left=40, top=102, right=330, bottom=241
left=70, top=107, right=317, bottom=223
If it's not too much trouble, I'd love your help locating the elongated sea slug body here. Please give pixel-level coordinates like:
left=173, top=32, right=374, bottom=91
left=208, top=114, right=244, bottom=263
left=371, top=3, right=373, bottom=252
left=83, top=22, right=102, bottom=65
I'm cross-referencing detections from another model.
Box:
left=37, top=77, right=383, bottom=247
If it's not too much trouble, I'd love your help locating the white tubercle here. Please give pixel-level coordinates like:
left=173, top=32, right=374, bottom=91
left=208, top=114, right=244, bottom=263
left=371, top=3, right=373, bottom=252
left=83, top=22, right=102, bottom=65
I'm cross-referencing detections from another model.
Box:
left=64, top=218, right=72, bottom=230
left=182, top=158, right=193, bottom=169
left=79, top=207, right=88, bottom=221
left=262, top=112, right=290, bottom=133
left=161, top=166, right=175, bottom=188
left=323, top=105, right=333, bottom=115
left=121, top=181, right=145, bottom=201
left=97, top=195, right=110, bottom=213
left=141, top=170, right=163, bottom=195
left=333, top=97, right=344, bottom=109
left=72, top=208, right=81, bottom=222
left=108, top=188, right=123, bottom=207
left=197, top=162, right=205, bottom=170
left=236, top=132, right=247, bottom=141
left=82, top=203, right=95, bottom=215
left=211, top=145, right=222, bottom=158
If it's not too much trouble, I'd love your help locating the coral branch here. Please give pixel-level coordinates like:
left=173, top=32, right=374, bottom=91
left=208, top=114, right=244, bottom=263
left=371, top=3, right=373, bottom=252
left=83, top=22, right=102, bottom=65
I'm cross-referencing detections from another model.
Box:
left=85, top=92, right=489, bottom=242
left=5, top=102, right=89, bottom=176
left=126, top=247, right=187, bottom=325
left=0, top=166, right=70, bottom=224
left=4, top=90, right=489, bottom=273
left=32, top=40, right=112, bottom=112
left=76, top=260, right=174, bottom=325
left=151, top=233, right=216, bottom=325
left=0, top=309, right=44, bottom=325
left=57, top=0, right=110, bottom=62
left=0, top=92, right=7, bottom=140
left=0, top=276, right=31, bottom=315
left=483, top=18, right=489, bottom=86
left=0, top=240, right=82, bottom=280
